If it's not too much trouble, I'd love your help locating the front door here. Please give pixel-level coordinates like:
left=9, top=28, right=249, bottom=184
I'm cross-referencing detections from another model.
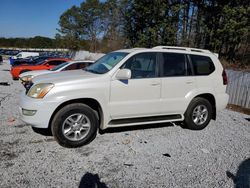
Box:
left=110, top=52, right=161, bottom=119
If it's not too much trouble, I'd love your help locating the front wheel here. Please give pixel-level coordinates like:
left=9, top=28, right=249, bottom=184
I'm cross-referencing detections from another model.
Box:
left=184, top=97, right=212, bottom=130
left=51, top=103, right=98, bottom=148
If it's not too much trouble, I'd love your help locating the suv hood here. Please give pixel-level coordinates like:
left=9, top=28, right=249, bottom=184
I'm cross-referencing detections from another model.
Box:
left=32, top=70, right=102, bottom=85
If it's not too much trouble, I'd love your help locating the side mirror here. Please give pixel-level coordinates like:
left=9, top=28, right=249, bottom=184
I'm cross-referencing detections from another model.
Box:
left=116, top=69, right=131, bottom=80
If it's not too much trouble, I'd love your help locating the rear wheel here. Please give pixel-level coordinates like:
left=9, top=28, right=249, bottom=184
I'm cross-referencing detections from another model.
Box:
left=184, top=97, right=212, bottom=130
left=51, top=103, right=98, bottom=148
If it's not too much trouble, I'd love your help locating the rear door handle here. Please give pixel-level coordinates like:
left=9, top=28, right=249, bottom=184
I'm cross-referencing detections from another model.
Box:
left=186, top=81, right=193, bottom=84
left=151, top=82, right=160, bottom=86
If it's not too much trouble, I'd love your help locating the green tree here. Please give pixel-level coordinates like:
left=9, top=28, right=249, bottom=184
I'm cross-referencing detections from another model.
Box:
left=124, top=0, right=181, bottom=47
left=58, top=0, right=104, bottom=51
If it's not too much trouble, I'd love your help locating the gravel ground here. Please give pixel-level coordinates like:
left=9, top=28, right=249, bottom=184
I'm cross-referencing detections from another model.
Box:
left=0, top=60, right=249, bottom=188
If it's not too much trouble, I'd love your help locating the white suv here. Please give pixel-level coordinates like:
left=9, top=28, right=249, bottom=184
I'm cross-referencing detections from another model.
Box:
left=19, top=46, right=229, bottom=147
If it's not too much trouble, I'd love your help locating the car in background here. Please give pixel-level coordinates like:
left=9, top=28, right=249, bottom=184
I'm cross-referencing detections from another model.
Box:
left=3, top=50, right=20, bottom=56
left=12, top=52, right=39, bottom=59
left=0, top=49, right=5, bottom=55
left=20, top=60, right=94, bottom=87
left=10, top=58, right=71, bottom=80
left=11, top=56, right=55, bottom=66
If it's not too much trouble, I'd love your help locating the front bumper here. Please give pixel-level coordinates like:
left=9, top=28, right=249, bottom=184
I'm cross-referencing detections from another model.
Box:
left=19, top=91, right=59, bottom=128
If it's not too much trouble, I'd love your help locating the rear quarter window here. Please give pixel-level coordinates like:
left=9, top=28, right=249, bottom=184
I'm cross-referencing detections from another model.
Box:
left=190, top=55, right=215, bottom=75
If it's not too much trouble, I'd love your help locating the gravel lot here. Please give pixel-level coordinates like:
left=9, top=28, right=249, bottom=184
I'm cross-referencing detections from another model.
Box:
left=0, top=60, right=249, bottom=188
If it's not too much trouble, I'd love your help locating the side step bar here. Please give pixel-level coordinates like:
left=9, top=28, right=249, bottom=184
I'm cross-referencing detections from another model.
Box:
left=109, top=114, right=182, bottom=125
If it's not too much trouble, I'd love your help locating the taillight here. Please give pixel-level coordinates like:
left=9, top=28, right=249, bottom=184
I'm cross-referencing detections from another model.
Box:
left=222, top=69, right=228, bottom=85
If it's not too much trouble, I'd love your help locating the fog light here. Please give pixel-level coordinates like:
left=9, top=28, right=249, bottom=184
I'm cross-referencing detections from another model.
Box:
left=22, top=109, right=37, bottom=116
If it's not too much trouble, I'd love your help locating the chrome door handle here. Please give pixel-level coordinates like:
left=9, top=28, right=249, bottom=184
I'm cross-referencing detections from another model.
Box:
left=151, top=82, right=160, bottom=86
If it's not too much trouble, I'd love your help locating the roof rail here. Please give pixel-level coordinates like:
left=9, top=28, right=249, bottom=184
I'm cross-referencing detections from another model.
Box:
left=131, top=48, right=147, bottom=50
left=152, top=46, right=213, bottom=55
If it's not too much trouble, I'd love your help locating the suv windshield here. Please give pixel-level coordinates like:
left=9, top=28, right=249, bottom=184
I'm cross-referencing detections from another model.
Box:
left=51, top=62, right=68, bottom=71
left=85, top=52, right=128, bottom=74
left=16, top=54, right=21, bottom=58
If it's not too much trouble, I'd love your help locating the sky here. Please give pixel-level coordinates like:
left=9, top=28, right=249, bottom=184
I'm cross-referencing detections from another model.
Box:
left=0, top=0, right=83, bottom=38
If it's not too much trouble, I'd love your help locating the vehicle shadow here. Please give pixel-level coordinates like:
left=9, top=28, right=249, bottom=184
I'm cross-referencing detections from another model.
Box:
left=31, top=127, right=53, bottom=136
left=226, top=158, right=250, bottom=188
left=31, top=122, right=183, bottom=136
left=99, top=122, right=177, bottom=134
left=79, top=172, right=108, bottom=188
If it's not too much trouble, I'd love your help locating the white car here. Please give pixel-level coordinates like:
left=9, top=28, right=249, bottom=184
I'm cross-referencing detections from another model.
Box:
left=19, top=46, right=229, bottom=148
left=12, top=52, right=39, bottom=59
left=19, top=60, right=94, bottom=84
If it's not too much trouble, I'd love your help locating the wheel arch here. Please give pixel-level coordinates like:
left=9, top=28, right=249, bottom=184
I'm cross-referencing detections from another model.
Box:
left=48, top=98, right=104, bottom=130
left=192, top=93, right=216, bottom=120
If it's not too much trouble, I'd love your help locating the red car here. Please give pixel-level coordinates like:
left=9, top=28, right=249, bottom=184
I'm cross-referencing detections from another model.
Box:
left=10, top=58, right=71, bottom=80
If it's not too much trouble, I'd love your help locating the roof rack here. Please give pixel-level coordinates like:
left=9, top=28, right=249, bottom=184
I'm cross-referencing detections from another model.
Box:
left=153, top=46, right=219, bottom=58
left=152, top=46, right=212, bottom=54
left=131, top=48, right=148, bottom=50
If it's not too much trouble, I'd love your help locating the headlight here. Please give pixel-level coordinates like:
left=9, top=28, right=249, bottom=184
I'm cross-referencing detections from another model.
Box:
left=27, top=83, right=54, bottom=99
left=20, top=75, right=34, bottom=82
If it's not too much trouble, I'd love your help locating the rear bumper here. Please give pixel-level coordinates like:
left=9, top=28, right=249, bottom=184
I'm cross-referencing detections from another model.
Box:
left=216, top=93, right=229, bottom=111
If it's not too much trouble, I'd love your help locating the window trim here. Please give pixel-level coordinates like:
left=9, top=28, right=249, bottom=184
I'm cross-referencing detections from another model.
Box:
left=186, top=54, right=195, bottom=76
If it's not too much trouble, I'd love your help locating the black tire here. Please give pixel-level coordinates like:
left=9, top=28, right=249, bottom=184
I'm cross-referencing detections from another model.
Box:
left=51, top=103, right=98, bottom=148
left=20, top=69, right=31, bottom=74
left=184, top=97, right=212, bottom=130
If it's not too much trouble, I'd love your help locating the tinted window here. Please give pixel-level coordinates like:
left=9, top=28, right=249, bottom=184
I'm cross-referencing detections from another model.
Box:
left=79, top=62, right=90, bottom=69
left=122, top=53, right=157, bottom=79
left=51, top=62, right=68, bottom=71
left=162, top=53, right=186, bottom=76
left=48, top=60, right=65, bottom=66
left=190, top=55, right=215, bottom=75
left=64, top=63, right=78, bottom=70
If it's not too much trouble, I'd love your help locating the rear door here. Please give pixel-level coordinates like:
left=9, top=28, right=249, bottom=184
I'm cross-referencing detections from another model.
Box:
left=160, top=52, right=196, bottom=114
left=110, top=52, right=162, bottom=119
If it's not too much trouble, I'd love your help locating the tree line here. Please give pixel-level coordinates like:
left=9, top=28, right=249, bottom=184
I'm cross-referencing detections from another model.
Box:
left=1, top=0, right=249, bottom=66
left=58, top=0, right=249, bottom=65
left=0, top=36, right=70, bottom=49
